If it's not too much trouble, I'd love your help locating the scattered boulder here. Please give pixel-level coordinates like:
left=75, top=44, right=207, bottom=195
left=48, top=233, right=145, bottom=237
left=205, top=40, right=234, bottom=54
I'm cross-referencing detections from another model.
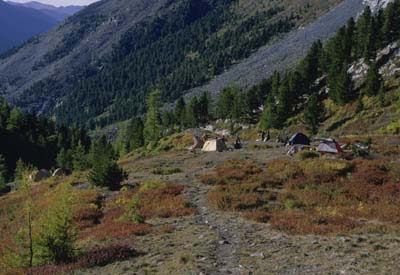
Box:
left=29, top=169, right=51, bottom=182
left=52, top=168, right=72, bottom=177
left=250, top=252, right=265, bottom=258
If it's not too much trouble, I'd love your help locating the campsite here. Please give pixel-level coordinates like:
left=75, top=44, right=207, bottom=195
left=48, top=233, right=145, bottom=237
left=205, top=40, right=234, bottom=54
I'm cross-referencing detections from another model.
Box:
left=2, top=128, right=400, bottom=274
left=0, top=0, right=400, bottom=274
left=84, top=133, right=400, bottom=274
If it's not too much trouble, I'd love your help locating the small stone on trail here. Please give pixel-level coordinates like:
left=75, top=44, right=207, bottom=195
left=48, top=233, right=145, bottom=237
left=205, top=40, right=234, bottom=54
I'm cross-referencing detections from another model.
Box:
left=361, top=252, right=370, bottom=258
left=271, top=233, right=284, bottom=240
left=250, top=252, right=265, bottom=258
left=219, top=240, right=230, bottom=245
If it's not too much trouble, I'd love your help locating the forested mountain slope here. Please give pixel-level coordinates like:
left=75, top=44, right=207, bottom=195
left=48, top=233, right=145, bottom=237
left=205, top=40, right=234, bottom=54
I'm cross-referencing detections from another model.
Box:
left=0, top=0, right=378, bottom=128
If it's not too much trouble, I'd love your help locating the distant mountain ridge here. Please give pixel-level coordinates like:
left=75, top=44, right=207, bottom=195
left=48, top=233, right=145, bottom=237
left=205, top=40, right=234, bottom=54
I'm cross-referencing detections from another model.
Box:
left=7, top=1, right=84, bottom=21
left=0, top=0, right=58, bottom=53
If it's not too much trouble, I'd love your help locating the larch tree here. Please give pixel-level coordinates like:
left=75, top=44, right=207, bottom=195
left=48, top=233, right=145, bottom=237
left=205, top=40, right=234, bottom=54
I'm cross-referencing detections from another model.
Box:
left=143, top=89, right=162, bottom=145
left=35, top=184, right=76, bottom=265
left=304, top=94, right=324, bottom=135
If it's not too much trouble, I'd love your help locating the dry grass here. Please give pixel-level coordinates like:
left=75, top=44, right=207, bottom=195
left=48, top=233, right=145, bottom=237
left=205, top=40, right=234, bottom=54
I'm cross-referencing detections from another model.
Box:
left=25, top=242, right=137, bottom=275
left=138, top=184, right=195, bottom=219
left=203, top=156, right=400, bottom=235
left=0, top=174, right=194, bottom=273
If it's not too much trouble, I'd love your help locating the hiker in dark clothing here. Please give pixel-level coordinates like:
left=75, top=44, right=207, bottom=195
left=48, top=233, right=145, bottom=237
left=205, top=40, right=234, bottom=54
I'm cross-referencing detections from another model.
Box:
left=234, top=135, right=242, bottom=149
left=261, top=131, right=266, bottom=142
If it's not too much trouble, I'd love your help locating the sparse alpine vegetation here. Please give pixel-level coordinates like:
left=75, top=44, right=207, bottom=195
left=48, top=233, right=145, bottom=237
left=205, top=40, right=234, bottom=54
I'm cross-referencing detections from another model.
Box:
left=200, top=149, right=400, bottom=235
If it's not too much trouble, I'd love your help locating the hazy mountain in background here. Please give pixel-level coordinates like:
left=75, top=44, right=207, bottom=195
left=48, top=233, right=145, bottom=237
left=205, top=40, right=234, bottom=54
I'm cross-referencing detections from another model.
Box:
left=7, top=1, right=84, bottom=21
left=0, top=0, right=58, bottom=53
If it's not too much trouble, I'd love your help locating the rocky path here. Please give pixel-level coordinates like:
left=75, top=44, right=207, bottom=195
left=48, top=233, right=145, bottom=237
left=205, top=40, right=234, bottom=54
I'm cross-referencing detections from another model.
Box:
left=172, top=148, right=286, bottom=274
left=80, top=148, right=400, bottom=275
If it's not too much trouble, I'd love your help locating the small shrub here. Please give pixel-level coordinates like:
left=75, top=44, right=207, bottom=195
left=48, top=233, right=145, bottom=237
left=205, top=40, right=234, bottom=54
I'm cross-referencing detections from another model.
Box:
left=155, top=224, right=175, bottom=234
left=139, top=186, right=194, bottom=218
left=152, top=167, right=182, bottom=175
left=298, top=150, right=319, bottom=160
left=248, top=144, right=273, bottom=150
left=76, top=244, right=136, bottom=268
left=73, top=207, right=103, bottom=230
left=300, top=159, right=355, bottom=182
left=123, top=195, right=145, bottom=224
left=198, top=173, right=220, bottom=185
left=267, top=160, right=302, bottom=181
left=215, top=160, right=262, bottom=183
left=139, top=179, right=168, bottom=192
left=85, top=222, right=152, bottom=241
left=270, top=211, right=358, bottom=235
left=351, top=159, right=391, bottom=185
left=284, top=199, right=300, bottom=210
left=243, top=211, right=270, bottom=223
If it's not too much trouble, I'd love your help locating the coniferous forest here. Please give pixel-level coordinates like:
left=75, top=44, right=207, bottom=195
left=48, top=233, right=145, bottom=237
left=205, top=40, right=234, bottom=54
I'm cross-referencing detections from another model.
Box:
left=116, top=1, right=400, bottom=150
left=46, top=0, right=295, bottom=128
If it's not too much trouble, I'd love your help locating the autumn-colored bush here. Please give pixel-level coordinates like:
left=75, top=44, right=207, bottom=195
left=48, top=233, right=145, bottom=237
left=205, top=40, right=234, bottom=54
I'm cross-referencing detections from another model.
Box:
left=74, top=207, right=103, bottom=230
left=351, top=159, right=391, bottom=185
left=207, top=157, right=400, bottom=235
left=270, top=211, right=358, bottom=235
left=152, top=167, right=182, bottom=175
left=299, top=159, right=355, bottom=182
left=266, top=159, right=302, bottom=181
left=215, top=160, right=262, bottom=183
left=25, top=243, right=137, bottom=275
left=243, top=210, right=270, bottom=223
left=119, top=180, right=195, bottom=222
left=139, top=184, right=195, bottom=218
left=25, top=264, right=76, bottom=275
left=208, top=184, right=265, bottom=211
left=198, top=173, right=220, bottom=185
left=76, top=244, right=136, bottom=268
left=155, top=224, right=175, bottom=234
left=84, top=221, right=152, bottom=241
left=298, top=150, right=319, bottom=160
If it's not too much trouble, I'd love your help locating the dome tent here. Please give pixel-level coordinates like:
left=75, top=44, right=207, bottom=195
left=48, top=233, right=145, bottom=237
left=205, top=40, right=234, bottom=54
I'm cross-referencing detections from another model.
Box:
left=288, top=133, right=310, bottom=146
left=202, top=139, right=227, bottom=152
left=317, top=139, right=343, bottom=154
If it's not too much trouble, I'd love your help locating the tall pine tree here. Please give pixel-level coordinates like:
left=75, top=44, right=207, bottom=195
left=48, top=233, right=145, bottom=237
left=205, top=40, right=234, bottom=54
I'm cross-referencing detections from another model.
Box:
left=304, top=95, right=323, bottom=135
left=174, top=97, right=186, bottom=128
left=143, top=89, right=162, bottom=144
left=0, top=155, right=7, bottom=192
left=365, top=61, right=382, bottom=96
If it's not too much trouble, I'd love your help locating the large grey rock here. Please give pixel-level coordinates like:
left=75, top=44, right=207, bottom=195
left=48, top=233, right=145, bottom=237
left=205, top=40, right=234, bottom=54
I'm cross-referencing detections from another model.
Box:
left=29, top=169, right=51, bottom=182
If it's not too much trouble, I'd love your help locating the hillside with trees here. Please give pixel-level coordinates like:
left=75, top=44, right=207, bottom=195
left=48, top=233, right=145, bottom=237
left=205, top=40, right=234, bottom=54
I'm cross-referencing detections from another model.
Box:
left=109, top=0, right=400, bottom=153
left=0, top=97, right=127, bottom=194
left=0, top=0, right=351, bottom=128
